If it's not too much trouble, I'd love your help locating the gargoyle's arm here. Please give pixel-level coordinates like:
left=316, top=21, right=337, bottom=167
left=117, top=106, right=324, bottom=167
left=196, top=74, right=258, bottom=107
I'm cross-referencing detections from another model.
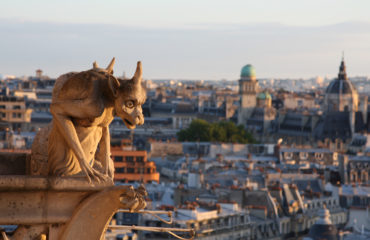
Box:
left=50, top=100, right=107, bottom=182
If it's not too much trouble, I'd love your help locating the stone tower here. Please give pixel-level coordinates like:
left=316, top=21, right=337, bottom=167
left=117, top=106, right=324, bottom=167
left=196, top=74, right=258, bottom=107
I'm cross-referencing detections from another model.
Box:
left=238, top=64, right=258, bottom=125
left=325, top=57, right=358, bottom=113
left=325, top=57, right=358, bottom=134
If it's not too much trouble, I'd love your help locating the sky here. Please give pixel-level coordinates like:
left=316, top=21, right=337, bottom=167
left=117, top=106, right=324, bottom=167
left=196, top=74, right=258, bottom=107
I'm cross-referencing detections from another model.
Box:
left=1, top=0, right=370, bottom=80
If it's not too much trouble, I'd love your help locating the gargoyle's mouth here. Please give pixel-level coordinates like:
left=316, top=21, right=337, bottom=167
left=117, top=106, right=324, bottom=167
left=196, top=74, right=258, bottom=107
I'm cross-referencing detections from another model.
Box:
left=124, top=119, right=135, bottom=128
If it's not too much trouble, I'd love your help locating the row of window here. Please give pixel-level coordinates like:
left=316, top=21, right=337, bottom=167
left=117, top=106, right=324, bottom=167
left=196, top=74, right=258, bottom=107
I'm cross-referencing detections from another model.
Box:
left=116, top=167, right=154, bottom=174
left=114, top=156, right=144, bottom=162
left=188, top=214, right=250, bottom=230
left=283, top=152, right=338, bottom=161
left=0, top=105, right=22, bottom=109
left=350, top=171, right=368, bottom=182
left=349, top=162, right=369, bottom=169
left=241, top=84, right=257, bottom=92
left=0, top=113, right=23, bottom=119
left=284, top=152, right=323, bottom=160
left=306, top=199, right=338, bottom=210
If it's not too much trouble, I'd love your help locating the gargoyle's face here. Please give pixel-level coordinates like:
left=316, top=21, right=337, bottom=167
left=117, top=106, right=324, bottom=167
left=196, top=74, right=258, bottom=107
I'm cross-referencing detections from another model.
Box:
left=114, top=83, right=146, bottom=129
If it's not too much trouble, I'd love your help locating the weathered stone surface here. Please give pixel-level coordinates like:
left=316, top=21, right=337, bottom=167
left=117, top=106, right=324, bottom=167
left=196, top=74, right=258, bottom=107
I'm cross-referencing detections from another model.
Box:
left=0, top=176, right=146, bottom=239
left=0, top=175, right=113, bottom=191
left=30, top=59, right=146, bottom=183
left=0, top=176, right=113, bottom=225
left=0, top=152, right=29, bottom=175
left=30, top=125, right=50, bottom=176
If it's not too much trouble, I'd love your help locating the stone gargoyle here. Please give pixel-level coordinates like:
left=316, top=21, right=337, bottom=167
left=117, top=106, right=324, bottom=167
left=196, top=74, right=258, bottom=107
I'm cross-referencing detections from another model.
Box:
left=31, top=58, right=146, bottom=183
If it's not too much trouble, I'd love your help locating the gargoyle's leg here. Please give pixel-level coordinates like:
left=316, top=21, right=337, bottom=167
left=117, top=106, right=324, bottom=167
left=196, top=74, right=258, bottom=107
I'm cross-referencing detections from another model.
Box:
left=50, top=103, right=107, bottom=182
left=97, top=126, right=114, bottom=178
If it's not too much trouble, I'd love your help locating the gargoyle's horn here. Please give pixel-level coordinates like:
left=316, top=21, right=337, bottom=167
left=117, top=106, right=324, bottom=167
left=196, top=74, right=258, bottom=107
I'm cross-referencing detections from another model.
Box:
left=106, top=57, right=115, bottom=74
left=93, top=61, right=99, bottom=69
left=133, top=61, right=142, bottom=83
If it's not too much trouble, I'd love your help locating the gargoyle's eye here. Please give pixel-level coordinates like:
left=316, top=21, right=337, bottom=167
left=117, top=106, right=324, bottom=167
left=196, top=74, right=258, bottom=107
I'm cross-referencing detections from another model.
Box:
left=125, top=100, right=135, bottom=108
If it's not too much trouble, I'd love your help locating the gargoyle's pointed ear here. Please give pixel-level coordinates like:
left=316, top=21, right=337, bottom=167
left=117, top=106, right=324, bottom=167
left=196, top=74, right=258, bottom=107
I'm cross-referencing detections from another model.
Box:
left=108, top=75, right=120, bottom=98
left=133, top=61, right=142, bottom=84
left=93, top=61, right=99, bottom=69
left=106, top=57, right=115, bottom=74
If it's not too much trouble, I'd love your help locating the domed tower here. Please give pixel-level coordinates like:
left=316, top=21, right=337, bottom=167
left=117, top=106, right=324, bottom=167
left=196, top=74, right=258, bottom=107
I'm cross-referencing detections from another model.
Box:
left=257, top=91, right=272, bottom=108
left=325, top=57, right=358, bottom=113
left=304, top=206, right=338, bottom=240
left=238, top=64, right=259, bottom=124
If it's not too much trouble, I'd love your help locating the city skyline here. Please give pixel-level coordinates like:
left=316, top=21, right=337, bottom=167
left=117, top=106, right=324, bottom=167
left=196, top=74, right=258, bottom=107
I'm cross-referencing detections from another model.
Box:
left=1, top=0, right=370, bottom=79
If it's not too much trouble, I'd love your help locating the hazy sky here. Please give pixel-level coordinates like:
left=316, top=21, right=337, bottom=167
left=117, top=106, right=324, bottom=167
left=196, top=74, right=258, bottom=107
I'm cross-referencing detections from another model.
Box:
left=1, top=0, right=370, bottom=80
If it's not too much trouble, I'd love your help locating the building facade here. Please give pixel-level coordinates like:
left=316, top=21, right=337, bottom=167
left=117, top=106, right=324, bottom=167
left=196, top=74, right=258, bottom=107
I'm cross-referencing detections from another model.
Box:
left=112, top=141, right=160, bottom=183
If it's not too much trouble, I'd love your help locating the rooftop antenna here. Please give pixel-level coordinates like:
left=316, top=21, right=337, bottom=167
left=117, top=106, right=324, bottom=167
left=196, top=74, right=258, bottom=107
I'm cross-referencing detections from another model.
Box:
left=342, top=51, right=344, bottom=61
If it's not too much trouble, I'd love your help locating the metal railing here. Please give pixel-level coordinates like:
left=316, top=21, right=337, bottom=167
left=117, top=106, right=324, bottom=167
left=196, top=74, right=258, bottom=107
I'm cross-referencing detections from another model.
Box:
left=109, top=209, right=195, bottom=240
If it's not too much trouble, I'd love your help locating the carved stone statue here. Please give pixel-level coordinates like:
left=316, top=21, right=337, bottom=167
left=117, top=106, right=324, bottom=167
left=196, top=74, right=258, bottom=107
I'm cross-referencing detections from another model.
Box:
left=31, top=58, right=146, bottom=182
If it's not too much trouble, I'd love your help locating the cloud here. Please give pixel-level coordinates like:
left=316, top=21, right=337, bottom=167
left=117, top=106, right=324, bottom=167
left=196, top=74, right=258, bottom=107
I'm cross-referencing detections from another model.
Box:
left=1, top=19, right=370, bottom=79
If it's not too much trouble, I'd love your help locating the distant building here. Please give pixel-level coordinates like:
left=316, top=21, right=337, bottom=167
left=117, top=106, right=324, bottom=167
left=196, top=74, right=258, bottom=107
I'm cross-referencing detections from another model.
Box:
left=325, top=58, right=359, bottom=113
left=277, top=92, right=319, bottom=110
left=280, top=148, right=338, bottom=166
left=111, top=140, right=160, bottom=183
left=0, top=96, right=33, bottom=131
left=304, top=206, right=339, bottom=240
left=140, top=202, right=279, bottom=240
left=238, top=64, right=258, bottom=125
left=271, top=57, right=369, bottom=151
left=346, top=156, right=369, bottom=184
left=238, top=65, right=276, bottom=141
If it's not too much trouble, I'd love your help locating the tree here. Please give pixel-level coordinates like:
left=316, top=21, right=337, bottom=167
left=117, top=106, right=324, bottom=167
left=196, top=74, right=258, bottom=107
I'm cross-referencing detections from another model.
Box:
left=177, top=119, right=211, bottom=142
left=177, top=119, right=256, bottom=143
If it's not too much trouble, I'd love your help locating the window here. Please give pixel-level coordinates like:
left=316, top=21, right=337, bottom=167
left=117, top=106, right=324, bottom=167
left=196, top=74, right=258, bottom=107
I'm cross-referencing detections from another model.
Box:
left=300, top=152, right=308, bottom=160
left=147, top=168, right=151, bottom=174
left=127, top=168, right=134, bottom=173
left=361, top=171, right=368, bottom=182
left=0, top=105, right=5, bottom=109
left=137, top=157, right=144, bottom=162
left=315, top=152, right=323, bottom=160
left=12, top=113, right=17, bottom=118
left=336, top=141, right=341, bottom=150
left=13, top=105, right=21, bottom=109
left=284, top=152, right=293, bottom=160
left=126, top=156, right=134, bottom=162
left=297, top=100, right=303, bottom=107
left=116, top=168, right=125, bottom=173
left=114, top=156, right=123, bottom=162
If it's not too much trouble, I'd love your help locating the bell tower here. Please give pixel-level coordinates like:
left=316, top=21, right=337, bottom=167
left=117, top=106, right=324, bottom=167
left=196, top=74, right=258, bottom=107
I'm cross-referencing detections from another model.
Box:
left=238, top=64, right=258, bottom=125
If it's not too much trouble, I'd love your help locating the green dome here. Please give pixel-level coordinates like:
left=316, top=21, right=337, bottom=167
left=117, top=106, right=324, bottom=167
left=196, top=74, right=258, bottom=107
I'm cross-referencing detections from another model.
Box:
left=241, top=64, right=256, bottom=78
left=257, top=92, right=271, bottom=100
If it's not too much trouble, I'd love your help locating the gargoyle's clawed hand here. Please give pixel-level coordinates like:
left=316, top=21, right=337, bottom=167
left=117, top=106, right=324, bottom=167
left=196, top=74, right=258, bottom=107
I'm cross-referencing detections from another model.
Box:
left=79, top=159, right=109, bottom=183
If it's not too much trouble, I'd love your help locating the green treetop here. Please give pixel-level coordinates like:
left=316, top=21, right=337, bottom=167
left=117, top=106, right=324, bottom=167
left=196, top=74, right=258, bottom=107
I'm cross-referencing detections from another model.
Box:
left=177, top=119, right=256, bottom=143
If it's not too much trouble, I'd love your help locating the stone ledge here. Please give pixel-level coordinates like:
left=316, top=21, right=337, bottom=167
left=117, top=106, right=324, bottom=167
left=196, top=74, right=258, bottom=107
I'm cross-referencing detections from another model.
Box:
left=0, top=175, right=114, bottom=191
